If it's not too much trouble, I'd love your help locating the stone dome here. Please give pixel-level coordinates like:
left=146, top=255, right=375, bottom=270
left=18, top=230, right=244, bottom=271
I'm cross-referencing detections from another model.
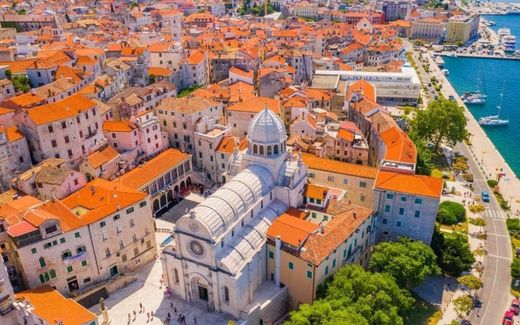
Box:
left=247, top=108, right=287, bottom=145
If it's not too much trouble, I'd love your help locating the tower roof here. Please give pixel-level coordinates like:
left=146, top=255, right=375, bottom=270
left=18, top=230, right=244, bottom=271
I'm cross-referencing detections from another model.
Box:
left=247, top=107, right=287, bottom=145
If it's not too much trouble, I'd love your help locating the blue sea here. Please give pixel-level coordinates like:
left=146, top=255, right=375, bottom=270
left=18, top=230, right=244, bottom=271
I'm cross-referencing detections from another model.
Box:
left=443, top=57, right=520, bottom=176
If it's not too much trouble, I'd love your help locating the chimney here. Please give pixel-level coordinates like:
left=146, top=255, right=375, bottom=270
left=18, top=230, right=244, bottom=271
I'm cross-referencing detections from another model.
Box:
left=353, top=211, right=357, bottom=219
left=90, top=185, right=95, bottom=195
left=275, top=235, right=281, bottom=288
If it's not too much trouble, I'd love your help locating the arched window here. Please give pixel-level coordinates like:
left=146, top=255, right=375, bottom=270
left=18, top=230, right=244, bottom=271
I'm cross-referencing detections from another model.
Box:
left=224, top=286, right=229, bottom=303
left=174, top=268, right=179, bottom=283
left=39, top=257, right=46, bottom=267
left=274, top=145, right=279, bottom=155
left=259, top=146, right=264, bottom=155
left=49, top=269, right=56, bottom=279
left=267, top=146, right=272, bottom=156
left=253, top=144, right=258, bottom=154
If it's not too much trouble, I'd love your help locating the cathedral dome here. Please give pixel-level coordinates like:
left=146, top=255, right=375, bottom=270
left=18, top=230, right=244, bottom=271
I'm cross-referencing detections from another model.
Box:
left=247, top=108, right=287, bottom=145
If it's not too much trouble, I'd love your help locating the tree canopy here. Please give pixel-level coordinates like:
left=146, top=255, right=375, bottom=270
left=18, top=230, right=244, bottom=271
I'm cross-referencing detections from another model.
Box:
left=285, top=265, right=415, bottom=325
left=437, top=201, right=466, bottom=225
left=368, top=237, right=440, bottom=289
left=431, top=230, right=475, bottom=276
left=453, top=294, right=473, bottom=319
left=457, top=275, right=482, bottom=291
left=410, top=98, right=467, bottom=152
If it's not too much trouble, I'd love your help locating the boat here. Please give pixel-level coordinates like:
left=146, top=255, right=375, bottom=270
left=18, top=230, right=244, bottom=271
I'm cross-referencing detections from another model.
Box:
left=498, top=28, right=511, bottom=38
left=442, top=69, right=449, bottom=76
left=462, top=64, right=487, bottom=105
left=435, top=56, right=445, bottom=67
left=479, top=83, right=509, bottom=127
left=502, top=35, right=516, bottom=52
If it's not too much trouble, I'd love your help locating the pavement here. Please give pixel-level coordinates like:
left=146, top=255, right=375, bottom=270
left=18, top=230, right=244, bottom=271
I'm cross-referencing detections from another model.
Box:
left=87, top=192, right=235, bottom=325
left=409, top=43, right=515, bottom=324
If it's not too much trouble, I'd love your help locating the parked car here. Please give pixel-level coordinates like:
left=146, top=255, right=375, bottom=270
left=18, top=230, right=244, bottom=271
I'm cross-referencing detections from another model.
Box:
left=503, top=310, right=514, bottom=325
left=481, top=191, right=490, bottom=203
left=510, top=299, right=520, bottom=315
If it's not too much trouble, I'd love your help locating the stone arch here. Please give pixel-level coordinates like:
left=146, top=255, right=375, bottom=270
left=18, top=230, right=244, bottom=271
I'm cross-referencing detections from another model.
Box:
left=267, top=145, right=272, bottom=156
left=274, top=144, right=279, bottom=155
left=253, top=144, right=258, bottom=154
left=167, top=190, right=173, bottom=203
left=160, top=194, right=167, bottom=207
left=259, top=146, right=264, bottom=155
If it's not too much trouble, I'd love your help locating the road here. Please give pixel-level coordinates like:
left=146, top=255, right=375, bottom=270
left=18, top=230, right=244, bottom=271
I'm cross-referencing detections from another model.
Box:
left=456, top=143, right=512, bottom=325
left=407, top=42, right=513, bottom=324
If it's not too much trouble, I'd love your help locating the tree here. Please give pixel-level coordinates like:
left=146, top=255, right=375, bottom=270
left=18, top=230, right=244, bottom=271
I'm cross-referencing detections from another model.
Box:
left=11, top=75, right=30, bottom=93
left=368, top=237, right=440, bottom=289
left=457, top=275, right=482, bottom=292
left=411, top=136, right=433, bottom=176
left=434, top=233, right=475, bottom=276
left=5, top=69, right=12, bottom=80
left=286, top=265, right=415, bottom=325
left=512, top=257, right=520, bottom=278
left=410, top=98, right=467, bottom=152
left=453, top=294, right=473, bottom=319
left=437, top=201, right=466, bottom=225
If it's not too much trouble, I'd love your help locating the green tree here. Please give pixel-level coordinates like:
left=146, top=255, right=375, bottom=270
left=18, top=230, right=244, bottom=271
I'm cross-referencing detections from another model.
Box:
left=512, top=257, right=520, bottom=278
left=368, top=237, right=440, bottom=289
left=11, top=75, right=30, bottom=93
left=410, top=98, right=467, bottom=152
left=411, top=136, right=433, bottom=175
left=434, top=233, right=475, bottom=276
left=286, top=265, right=415, bottom=325
left=453, top=294, right=473, bottom=319
left=5, top=69, right=12, bottom=80
left=437, top=201, right=466, bottom=225
left=457, top=275, right=482, bottom=292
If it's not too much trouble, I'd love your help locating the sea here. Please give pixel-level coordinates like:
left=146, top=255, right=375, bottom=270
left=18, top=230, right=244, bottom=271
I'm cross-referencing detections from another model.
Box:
left=442, top=14, right=520, bottom=176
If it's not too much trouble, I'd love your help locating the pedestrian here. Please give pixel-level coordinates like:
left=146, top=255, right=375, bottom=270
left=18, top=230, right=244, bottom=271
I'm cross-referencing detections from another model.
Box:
left=170, top=301, right=173, bottom=308
left=168, top=312, right=171, bottom=319
left=128, top=313, right=131, bottom=323
left=174, top=307, right=177, bottom=315
left=140, top=303, right=143, bottom=313
left=133, top=310, right=136, bottom=320
left=193, top=315, right=197, bottom=325
left=151, top=310, right=154, bottom=318
left=147, top=312, right=150, bottom=322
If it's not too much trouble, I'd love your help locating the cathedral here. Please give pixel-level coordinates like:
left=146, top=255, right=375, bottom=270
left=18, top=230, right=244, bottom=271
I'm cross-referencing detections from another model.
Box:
left=161, top=108, right=308, bottom=323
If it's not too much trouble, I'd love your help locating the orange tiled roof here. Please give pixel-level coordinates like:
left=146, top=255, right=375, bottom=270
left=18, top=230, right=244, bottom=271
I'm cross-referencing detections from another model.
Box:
left=379, top=126, right=417, bottom=164
left=300, top=205, right=373, bottom=265
left=87, top=146, right=119, bottom=169
left=116, top=149, right=190, bottom=189
left=4, top=125, right=24, bottom=142
left=148, top=66, right=172, bottom=77
left=305, top=184, right=328, bottom=200
left=347, top=80, right=376, bottom=103
left=227, top=97, right=281, bottom=114
left=26, top=94, right=95, bottom=125
left=16, top=286, right=97, bottom=325
left=216, top=136, right=248, bottom=153
left=102, top=120, right=136, bottom=133
left=267, top=213, right=318, bottom=247
left=375, top=170, right=443, bottom=198
left=301, top=152, right=377, bottom=179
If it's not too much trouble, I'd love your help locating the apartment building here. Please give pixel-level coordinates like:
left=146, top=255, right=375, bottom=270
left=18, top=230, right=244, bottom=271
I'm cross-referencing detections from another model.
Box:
left=445, top=14, right=480, bottom=45
left=411, top=18, right=445, bottom=43
left=266, top=202, right=376, bottom=306
left=155, top=96, right=223, bottom=154
left=301, top=153, right=378, bottom=208
left=182, top=50, right=209, bottom=88
left=0, top=126, right=31, bottom=190
left=373, top=171, right=443, bottom=244
left=116, top=149, right=192, bottom=215
left=0, top=179, right=156, bottom=297
left=14, top=94, right=105, bottom=167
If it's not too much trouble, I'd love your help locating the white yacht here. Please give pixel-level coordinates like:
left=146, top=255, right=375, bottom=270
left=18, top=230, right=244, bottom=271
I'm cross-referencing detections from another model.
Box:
left=442, top=69, right=449, bottom=76
left=479, top=84, right=509, bottom=127
left=502, top=35, right=516, bottom=52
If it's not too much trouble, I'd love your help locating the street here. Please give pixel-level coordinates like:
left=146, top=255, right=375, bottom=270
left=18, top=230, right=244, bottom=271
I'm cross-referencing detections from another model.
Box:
left=457, top=143, right=512, bottom=325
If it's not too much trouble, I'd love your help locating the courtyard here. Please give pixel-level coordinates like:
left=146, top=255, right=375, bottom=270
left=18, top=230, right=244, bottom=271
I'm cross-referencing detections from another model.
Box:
left=89, top=192, right=234, bottom=325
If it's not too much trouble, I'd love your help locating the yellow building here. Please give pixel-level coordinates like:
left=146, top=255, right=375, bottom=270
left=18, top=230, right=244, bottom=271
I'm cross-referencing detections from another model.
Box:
left=266, top=189, right=376, bottom=307
left=445, top=14, right=480, bottom=44
left=301, top=152, right=378, bottom=208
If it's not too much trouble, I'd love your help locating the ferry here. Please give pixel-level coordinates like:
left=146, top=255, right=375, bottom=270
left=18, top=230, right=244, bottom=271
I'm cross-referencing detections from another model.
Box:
left=502, top=35, right=517, bottom=52
left=442, top=69, right=449, bottom=76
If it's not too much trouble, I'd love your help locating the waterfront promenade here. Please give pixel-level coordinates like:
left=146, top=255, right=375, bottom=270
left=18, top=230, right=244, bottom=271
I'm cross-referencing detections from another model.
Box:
left=427, top=53, right=520, bottom=214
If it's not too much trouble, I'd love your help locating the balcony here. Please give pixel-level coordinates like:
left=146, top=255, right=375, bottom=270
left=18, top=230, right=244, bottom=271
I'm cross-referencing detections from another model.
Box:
left=63, top=251, right=88, bottom=265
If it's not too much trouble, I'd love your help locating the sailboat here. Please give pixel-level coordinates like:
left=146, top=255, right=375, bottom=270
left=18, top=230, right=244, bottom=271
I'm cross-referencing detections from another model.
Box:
left=479, top=83, right=509, bottom=127
left=462, top=64, right=487, bottom=105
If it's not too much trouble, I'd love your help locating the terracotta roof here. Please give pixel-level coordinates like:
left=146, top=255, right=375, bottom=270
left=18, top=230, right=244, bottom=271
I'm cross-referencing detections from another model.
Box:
left=187, top=50, right=205, bottom=65
left=148, top=66, right=172, bottom=77
left=7, top=220, right=37, bottom=237
left=102, top=120, right=137, bottom=133
left=305, top=184, right=328, bottom=200
left=227, top=97, right=281, bottom=114
left=375, top=171, right=443, bottom=198
left=301, top=152, right=377, bottom=179
left=347, top=80, right=376, bottom=103
left=4, top=125, right=24, bottom=142
left=26, top=94, right=95, bottom=125
left=267, top=213, right=318, bottom=247
left=216, top=136, right=248, bottom=153
left=300, top=205, right=373, bottom=265
left=0, top=107, right=13, bottom=115
left=116, top=149, right=190, bottom=189
left=379, top=126, right=417, bottom=164
left=87, top=146, right=119, bottom=169
left=62, top=178, right=146, bottom=225
left=16, top=286, right=97, bottom=325
left=158, top=96, right=219, bottom=113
